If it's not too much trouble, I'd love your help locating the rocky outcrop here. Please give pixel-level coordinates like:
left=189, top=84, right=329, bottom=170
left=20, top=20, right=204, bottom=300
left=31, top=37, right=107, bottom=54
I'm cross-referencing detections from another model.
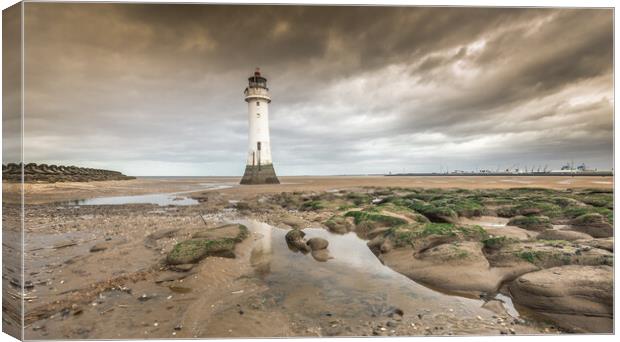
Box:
left=507, top=215, right=552, bottom=231
left=2, top=163, right=134, bottom=183
left=382, top=241, right=537, bottom=296
left=485, top=240, right=613, bottom=269
left=166, top=224, right=248, bottom=265
left=537, top=229, right=592, bottom=241
left=569, top=213, right=613, bottom=238
left=575, top=238, right=613, bottom=252
left=509, top=265, right=613, bottom=332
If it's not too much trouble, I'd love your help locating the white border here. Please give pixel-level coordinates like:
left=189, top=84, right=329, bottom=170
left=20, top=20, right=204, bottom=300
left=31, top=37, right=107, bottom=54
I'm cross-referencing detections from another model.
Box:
left=0, top=1, right=616, bottom=342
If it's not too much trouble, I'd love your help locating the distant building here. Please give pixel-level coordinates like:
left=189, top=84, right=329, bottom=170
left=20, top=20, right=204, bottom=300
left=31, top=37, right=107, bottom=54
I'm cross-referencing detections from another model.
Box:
left=240, top=68, right=280, bottom=185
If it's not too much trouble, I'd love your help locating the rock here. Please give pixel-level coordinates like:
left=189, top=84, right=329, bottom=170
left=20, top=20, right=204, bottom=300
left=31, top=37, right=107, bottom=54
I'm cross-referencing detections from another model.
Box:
left=575, top=238, right=613, bottom=252
left=481, top=299, right=508, bottom=316
left=519, top=207, right=542, bottom=216
left=367, top=235, right=385, bottom=254
left=285, top=229, right=305, bottom=243
left=281, top=215, right=306, bottom=229
left=383, top=241, right=535, bottom=296
left=144, top=229, right=180, bottom=249
left=538, top=229, right=592, bottom=241
left=486, top=241, right=613, bottom=269
left=311, top=249, right=332, bottom=262
left=170, top=264, right=195, bottom=272
left=507, top=216, right=552, bottom=231
left=324, top=215, right=354, bottom=234
left=570, top=213, right=613, bottom=238
left=285, top=229, right=311, bottom=253
left=155, top=271, right=197, bottom=283
left=306, top=237, right=329, bottom=251
left=166, top=238, right=237, bottom=265
left=484, top=226, right=538, bottom=241
left=386, top=307, right=404, bottom=317
left=147, top=228, right=179, bottom=241
left=90, top=242, right=111, bottom=252
left=138, top=294, right=154, bottom=302
left=192, top=224, right=249, bottom=242
left=3, top=162, right=134, bottom=183
left=235, top=202, right=250, bottom=210
left=509, top=265, right=612, bottom=333
left=166, top=224, right=248, bottom=265
left=367, top=227, right=391, bottom=239
left=380, top=239, right=393, bottom=253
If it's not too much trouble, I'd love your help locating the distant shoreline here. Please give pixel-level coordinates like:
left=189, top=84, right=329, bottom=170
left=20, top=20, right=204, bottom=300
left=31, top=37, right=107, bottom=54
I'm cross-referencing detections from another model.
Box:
left=386, top=172, right=613, bottom=177
left=133, top=172, right=614, bottom=178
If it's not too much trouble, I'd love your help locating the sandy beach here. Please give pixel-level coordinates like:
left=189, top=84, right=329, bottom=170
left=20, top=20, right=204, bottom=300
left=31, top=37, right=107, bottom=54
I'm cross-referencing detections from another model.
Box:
left=2, top=175, right=613, bottom=338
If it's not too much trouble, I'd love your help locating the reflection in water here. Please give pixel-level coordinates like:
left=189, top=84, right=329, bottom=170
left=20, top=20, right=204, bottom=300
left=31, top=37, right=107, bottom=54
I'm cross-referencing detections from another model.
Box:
left=249, top=221, right=273, bottom=276
left=242, top=221, right=514, bottom=322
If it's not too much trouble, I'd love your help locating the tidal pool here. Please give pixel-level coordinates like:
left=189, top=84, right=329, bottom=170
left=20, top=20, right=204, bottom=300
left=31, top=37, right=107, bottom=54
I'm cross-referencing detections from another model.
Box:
left=65, top=183, right=234, bottom=206
left=242, top=221, right=520, bottom=326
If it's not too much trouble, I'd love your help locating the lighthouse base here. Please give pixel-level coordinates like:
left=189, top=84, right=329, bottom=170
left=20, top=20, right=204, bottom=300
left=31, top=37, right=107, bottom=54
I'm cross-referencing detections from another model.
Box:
left=240, top=164, right=280, bottom=185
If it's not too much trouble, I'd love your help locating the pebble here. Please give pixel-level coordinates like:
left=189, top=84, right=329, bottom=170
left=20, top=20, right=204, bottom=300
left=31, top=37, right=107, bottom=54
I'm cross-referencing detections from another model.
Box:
left=138, top=294, right=153, bottom=302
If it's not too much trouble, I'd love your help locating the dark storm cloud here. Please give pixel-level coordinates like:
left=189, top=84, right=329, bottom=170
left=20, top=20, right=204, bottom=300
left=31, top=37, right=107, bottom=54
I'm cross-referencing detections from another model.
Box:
left=15, top=3, right=613, bottom=175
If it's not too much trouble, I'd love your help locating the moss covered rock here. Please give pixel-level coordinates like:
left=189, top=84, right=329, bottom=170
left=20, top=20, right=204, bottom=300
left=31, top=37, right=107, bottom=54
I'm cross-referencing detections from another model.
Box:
left=575, top=238, right=613, bottom=252
left=285, top=229, right=311, bottom=253
left=167, top=238, right=237, bottom=265
left=570, top=213, right=613, bottom=238
left=507, top=215, right=552, bottom=231
left=384, top=222, right=488, bottom=252
left=324, top=215, right=354, bottom=234
left=167, top=224, right=248, bottom=265
left=537, top=229, right=592, bottom=241
left=486, top=241, right=613, bottom=269
left=407, top=200, right=459, bottom=223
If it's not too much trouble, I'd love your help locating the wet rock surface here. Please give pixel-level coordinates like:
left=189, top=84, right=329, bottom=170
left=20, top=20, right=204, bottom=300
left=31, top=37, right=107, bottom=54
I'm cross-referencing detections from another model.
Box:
left=509, top=265, right=613, bottom=332
left=537, top=229, right=592, bottom=241
left=285, top=229, right=311, bottom=253
left=306, top=237, right=329, bottom=251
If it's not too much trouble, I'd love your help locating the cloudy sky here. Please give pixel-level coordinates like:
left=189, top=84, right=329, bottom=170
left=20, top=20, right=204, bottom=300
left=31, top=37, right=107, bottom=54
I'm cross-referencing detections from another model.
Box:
left=10, top=3, right=615, bottom=176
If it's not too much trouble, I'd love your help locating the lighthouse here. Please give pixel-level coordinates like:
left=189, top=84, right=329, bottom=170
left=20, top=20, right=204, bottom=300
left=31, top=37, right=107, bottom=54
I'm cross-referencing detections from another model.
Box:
left=240, top=68, right=280, bottom=185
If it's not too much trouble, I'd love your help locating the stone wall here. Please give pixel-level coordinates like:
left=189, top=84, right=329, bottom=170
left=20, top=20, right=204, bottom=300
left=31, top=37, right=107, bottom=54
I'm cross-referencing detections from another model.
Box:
left=2, top=163, right=135, bottom=183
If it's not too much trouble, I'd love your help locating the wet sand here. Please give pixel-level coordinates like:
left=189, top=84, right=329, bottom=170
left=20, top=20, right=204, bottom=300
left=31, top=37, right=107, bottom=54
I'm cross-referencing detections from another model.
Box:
left=2, top=175, right=613, bottom=204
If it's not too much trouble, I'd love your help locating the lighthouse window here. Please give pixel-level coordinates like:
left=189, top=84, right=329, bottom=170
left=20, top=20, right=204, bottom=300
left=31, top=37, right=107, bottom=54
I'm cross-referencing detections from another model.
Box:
left=256, top=101, right=260, bottom=106
left=256, top=113, right=261, bottom=118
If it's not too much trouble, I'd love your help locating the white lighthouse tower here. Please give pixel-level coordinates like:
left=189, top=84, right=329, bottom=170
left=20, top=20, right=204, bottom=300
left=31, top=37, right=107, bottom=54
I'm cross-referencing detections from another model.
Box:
left=240, top=68, right=280, bottom=184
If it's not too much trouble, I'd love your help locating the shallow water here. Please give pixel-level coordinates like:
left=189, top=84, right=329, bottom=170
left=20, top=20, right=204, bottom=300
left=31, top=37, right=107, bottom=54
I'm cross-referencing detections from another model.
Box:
left=65, top=183, right=234, bottom=206
left=459, top=216, right=509, bottom=228
left=243, top=221, right=518, bottom=324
